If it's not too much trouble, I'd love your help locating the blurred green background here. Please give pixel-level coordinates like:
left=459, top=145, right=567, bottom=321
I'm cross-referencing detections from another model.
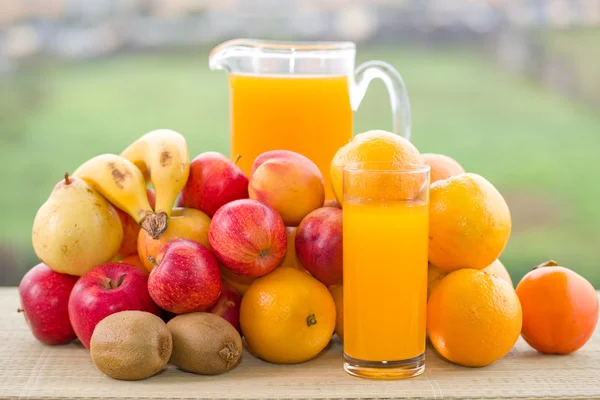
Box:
left=0, top=1, right=599, bottom=286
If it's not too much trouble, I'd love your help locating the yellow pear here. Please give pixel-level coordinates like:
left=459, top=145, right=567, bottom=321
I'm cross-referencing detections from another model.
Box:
left=32, top=174, right=123, bottom=276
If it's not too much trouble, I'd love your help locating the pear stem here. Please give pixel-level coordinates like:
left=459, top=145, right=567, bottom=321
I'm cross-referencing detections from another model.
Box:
left=64, top=173, right=71, bottom=185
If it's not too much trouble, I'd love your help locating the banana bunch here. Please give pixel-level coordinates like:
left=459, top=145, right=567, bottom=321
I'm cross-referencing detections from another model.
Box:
left=121, top=129, right=190, bottom=221
left=73, top=129, right=189, bottom=239
left=73, top=154, right=166, bottom=239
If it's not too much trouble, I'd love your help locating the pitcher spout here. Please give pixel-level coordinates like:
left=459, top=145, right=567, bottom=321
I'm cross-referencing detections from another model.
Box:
left=209, top=38, right=257, bottom=72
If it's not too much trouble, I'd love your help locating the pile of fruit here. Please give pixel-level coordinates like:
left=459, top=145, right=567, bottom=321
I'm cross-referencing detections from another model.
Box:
left=19, top=128, right=598, bottom=381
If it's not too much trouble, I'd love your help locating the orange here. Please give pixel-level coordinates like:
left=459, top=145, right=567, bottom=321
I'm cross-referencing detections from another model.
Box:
left=516, top=260, right=599, bottom=355
left=330, top=130, right=421, bottom=203
left=137, top=208, right=211, bottom=272
left=429, top=173, right=511, bottom=272
left=421, top=153, right=465, bottom=183
left=482, top=259, right=513, bottom=287
left=240, top=267, right=336, bottom=364
left=329, top=284, right=343, bottom=341
left=427, top=269, right=522, bottom=367
left=118, top=254, right=147, bottom=272
left=427, top=259, right=512, bottom=301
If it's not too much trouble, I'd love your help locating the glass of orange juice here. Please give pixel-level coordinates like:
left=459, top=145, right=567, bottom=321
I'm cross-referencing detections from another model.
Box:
left=209, top=39, right=411, bottom=199
left=343, top=161, right=430, bottom=379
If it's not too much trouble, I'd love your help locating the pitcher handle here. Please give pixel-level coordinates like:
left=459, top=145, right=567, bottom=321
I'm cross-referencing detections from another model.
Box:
left=351, top=61, right=411, bottom=141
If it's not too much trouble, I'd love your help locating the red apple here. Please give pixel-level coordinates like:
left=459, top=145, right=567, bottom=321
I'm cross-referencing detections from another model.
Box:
left=209, top=199, right=286, bottom=277
left=295, top=207, right=343, bottom=286
left=18, top=263, right=78, bottom=345
left=68, top=263, right=160, bottom=349
left=138, top=207, right=211, bottom=272
left=178, top=152, right=249, bottom=217
left=146, top=188, right=156, bottom=209
left=148, top=239, right=221, bottom=314
left=209, top=282, right=241, bottom=334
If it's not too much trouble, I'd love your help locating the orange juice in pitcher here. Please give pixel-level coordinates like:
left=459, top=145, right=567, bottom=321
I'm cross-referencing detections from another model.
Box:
left=209, top=39, right=412, bottom=198
left=228, top=74, right=352, bottom=198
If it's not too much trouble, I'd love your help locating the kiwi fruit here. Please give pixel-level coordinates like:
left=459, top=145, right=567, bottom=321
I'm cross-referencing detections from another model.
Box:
left=167, top=312, right=242, bottom=375
left=90, top=310, right=172, bottom=381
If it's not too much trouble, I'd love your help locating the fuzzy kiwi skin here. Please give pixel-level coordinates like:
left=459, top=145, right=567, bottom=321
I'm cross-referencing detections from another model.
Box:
left=90, top=311, right=172, bottom=381
left=167, top=312, right=242, bottom=375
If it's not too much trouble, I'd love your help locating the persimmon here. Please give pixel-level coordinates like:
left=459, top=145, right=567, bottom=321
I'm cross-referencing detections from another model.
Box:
left=516, top=261, right=599, bottom=354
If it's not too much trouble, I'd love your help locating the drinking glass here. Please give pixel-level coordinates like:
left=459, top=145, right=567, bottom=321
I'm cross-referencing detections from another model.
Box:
left=343, top=161, right=430, bottom=379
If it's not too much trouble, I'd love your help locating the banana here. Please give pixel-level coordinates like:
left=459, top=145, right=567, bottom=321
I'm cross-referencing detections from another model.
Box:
left=121, top=129, right=190, bottom=220
left=73, top=154, right=167, bottom=239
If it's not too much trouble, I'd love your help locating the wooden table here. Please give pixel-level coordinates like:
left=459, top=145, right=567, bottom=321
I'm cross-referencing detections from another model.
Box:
left=1, top=288, right=599, bottom=399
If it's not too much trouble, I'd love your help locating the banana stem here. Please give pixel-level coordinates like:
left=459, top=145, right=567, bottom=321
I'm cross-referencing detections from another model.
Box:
left=140, top=211, right=168, bottom=239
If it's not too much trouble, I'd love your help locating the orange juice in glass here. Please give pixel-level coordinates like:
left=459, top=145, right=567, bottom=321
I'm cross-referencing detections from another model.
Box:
left=343, top=161, right=430, bottom=379
left=209, top=39, right=412, bottom=199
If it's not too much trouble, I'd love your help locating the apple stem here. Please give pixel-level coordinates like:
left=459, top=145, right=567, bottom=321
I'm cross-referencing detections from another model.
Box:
left=64, top=173, right=71, bottom=185
left=147, top=256, right=159, bottom=267
left=101, top=274, right=128, bottom=290
left=115, top=274, right=127, bottom=288
left=234, top=154, right=242, bottom=165
left=306, top=313, right=317, bottom=327
left=258, top=249, right=270, bottom=259
left=17, top=308, right=23, bottom=313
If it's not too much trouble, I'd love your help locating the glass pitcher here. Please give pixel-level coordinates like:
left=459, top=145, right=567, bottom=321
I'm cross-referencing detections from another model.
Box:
left=209, top=39, right=411, bottom=199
